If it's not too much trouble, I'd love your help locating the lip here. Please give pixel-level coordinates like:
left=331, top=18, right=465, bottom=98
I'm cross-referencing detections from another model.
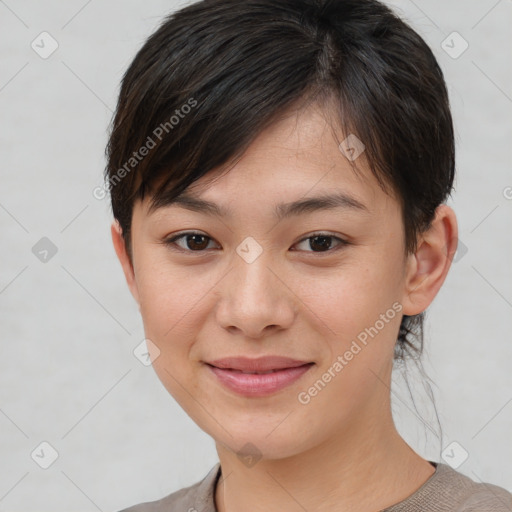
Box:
left=206, top=356, right=314, bottom=397
left=208, top=356, right=312, bottom=372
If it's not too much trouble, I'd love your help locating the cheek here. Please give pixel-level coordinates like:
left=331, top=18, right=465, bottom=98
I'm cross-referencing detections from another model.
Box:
left=135, top=250, right=213, bottom=338
left=134, top=252, right=226, bottom=398
left=290, top=261, right=404, bottom=428
left=294, top=255, right=404, bottom=346
left=135, top=263, right=212, bottom=403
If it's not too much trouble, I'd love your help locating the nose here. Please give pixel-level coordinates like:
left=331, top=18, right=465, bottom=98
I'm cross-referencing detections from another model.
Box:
left=215, top=248, right=296, bottom=339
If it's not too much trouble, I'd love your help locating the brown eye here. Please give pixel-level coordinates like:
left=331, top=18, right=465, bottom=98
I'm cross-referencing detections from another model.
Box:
left=184, top=234, right=210, bottom=250
left=293, top=233, right=348, bottom=253
left=164, top=231, right=348, bottom=254
left=164, top=232, right=217, bottom=252
left=309, top=235, right=334, bottom=252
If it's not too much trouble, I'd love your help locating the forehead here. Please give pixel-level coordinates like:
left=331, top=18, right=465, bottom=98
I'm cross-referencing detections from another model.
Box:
left=141, top=102, right=397, bottom=220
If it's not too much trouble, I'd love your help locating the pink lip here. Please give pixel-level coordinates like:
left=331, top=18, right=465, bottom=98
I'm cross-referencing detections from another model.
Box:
left=208, top=356, right=311, bottom=372
left=206, top=356, right=314, bottom=397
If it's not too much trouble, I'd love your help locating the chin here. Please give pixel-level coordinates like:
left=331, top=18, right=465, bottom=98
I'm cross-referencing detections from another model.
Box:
left=212, top=424, right=314, bottom=464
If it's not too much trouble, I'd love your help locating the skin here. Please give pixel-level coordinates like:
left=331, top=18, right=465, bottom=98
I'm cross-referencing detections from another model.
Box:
left=112, top=102, right=458, bottom=512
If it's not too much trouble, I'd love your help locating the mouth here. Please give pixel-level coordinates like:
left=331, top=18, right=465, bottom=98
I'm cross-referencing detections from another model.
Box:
left=215, top=368, right=294, bottom=375
left=206, top=355, right=313, bottom=373
left=205, top=356, right=314, bottom=396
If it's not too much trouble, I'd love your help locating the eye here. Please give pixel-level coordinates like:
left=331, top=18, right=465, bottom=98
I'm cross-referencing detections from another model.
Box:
left=163, top=230, right=349, bottom=254
left=292, top=232, right=349, bottom=253
left=163, top=231, right=218, bottom=252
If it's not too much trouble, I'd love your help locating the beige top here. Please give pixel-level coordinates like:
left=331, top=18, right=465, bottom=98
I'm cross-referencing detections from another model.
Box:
left=119, top=460, right=512, bottom=511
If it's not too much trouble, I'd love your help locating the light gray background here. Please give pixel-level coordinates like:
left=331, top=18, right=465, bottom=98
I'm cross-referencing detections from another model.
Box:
left=1, top=0, right=511, bottom=510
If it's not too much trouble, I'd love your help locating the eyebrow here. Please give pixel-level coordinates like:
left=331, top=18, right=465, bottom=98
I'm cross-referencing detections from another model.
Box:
left=160, top=191, right=369, bottom=220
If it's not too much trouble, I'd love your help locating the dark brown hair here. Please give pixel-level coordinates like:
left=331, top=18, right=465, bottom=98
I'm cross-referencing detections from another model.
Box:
left=105, top=0, right=455, bottom=364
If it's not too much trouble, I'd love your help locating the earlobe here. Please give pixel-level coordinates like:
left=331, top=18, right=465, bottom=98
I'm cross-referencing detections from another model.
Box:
left=401, top=204, right=458, bottom=316
left=110, top=220, right=140, bottom=306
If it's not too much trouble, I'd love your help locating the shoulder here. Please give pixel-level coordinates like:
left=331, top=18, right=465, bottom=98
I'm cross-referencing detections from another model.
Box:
left=437, top=463, right=512, bottom=511
left=450, top=465, right=512, bottom=512
left=116, top=463, right=221, bottom=512
left=385, top=461, right=512, bottom=512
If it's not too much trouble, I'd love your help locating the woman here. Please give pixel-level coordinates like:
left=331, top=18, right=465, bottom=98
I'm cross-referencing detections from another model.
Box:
left=106, top=0, right=512, bottom=510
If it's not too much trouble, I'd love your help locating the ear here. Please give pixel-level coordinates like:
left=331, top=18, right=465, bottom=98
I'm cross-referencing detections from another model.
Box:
left=111, top=220, right=140, bottom=306
left=401, top=204, right=458, bottom=316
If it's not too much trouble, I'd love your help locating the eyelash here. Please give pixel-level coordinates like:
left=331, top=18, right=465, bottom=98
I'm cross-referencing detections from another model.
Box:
left=162, top=231, right=349, bottom=255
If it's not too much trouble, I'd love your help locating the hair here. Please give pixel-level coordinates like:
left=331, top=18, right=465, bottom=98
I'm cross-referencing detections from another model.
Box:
left=105, top=0, right=455, bottom=367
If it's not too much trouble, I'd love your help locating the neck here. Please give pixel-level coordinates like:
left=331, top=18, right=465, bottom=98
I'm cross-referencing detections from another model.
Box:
left=214, top=406, right=435, bottom=512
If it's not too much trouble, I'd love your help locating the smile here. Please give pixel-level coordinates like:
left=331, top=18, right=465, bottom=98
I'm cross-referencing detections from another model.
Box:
left=206, top=360, right=314, bottom=397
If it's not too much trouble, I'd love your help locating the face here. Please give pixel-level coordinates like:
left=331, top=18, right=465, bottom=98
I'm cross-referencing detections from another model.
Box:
left=115, top=103, right=427, bottom=461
